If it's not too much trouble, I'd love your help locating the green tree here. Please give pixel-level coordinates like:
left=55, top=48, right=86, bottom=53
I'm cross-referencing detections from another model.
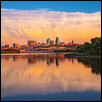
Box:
left=77, top=37, right=101, bottom=55
left=91, top=38, right=95, bottom=44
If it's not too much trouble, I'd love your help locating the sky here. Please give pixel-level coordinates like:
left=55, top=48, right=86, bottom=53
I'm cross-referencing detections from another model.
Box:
left=1, top=1, right=101, bottom=47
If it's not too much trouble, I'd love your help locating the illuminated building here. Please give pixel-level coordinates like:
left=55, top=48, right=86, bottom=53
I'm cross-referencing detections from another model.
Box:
left=5, top=44, right=9, bottom=48
left=68, top=42, right=72, bottom=45
left=46, top=38, right=51, bottom=44
left=60, top=42, right=65, bottom=46
left=55, top=37, right=59, bottom=44
left=57, top=43, right=60, bottom=45
left=72, top=40, right=74, bottom=44
left=13, top=43, right=18, bottom=48
left=50, top=40, right=54, bottom=45
left=18, top=45, right=22, bottom=49
left=45, top=44, right=50, bottom=46
left=41, top=42, right=45, bottom=46
left=37, top=42, right=41, bottom=46
left=28, top=40, right=37, bottom=46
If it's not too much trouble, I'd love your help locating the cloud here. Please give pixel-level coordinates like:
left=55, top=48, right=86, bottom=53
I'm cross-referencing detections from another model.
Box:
left=1, top=8, right=101, bottom=46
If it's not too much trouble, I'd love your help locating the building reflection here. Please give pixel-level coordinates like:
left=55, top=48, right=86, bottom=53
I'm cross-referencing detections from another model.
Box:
left=1, top=55, right=101, bottom=99
left=68, top=58, right=72, bottom=62
left=56, top=58, right=59, bottom=66
left=60, top=57, right=65, bottom=62
left=2, top=54, right=76, bottom=66
left=42, top=58, right=45, bottom=62
left=28, top=57, right=37, bottom=64
left=13, top=56, right=18, bottom=61
left=1, top=54, right=101, bottom=75
left=68, top=58, right=75, bottom=64
left=50, top=58, right=54, bottom=63
left=5, top=56, right=9, bottom=61
left=26, top=54, right=64, bottom=66
left=72, top=58, right=74, bottom=63
left=47, top=58, right=50, bottom=65
left=46, top=58, right=55, bottom=66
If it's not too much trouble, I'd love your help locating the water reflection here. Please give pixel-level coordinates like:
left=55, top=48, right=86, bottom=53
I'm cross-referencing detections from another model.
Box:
left=3, top=55, right=101, bottom=74
left=1, top=54, right=101, bottom=98
left=1, top=54, right=101, bottom=74
left=2, top=54, right=76, bottom=66
left=5, top=56, right=9, bottom=61
left=55, top=58, right=59, bottom=66
left=77, top=58, right=101, bottom=75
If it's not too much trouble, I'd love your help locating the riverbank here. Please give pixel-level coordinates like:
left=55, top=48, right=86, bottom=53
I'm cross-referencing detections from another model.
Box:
left=20, top=50, right=54, bottom=53
left=1, top=51, right=20, bottom=54
left=64, top=52, right=101, bottom=58
left=1, top=51, right=101, bottom=58
left=1, top=50, right=54, bottom=54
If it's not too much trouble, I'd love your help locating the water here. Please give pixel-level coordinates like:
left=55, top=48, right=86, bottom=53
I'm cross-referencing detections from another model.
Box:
left=1, top=53, right=101, bottom=101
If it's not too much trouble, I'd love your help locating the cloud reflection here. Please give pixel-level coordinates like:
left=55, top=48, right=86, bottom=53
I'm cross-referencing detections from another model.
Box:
left=1, top=54, right=101, bottom=97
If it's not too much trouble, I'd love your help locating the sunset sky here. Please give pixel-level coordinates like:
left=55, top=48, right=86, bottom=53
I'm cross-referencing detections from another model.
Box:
left=1, top=1, right=101, bottom=47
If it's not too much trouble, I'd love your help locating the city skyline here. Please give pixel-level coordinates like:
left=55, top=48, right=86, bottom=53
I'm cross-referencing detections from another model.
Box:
left=1, top=37, right=75, bottom=48
left=1, top=1, right=101, bottom=47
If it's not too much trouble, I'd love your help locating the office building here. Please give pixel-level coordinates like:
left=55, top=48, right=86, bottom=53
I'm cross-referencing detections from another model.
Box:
left=72, top=40, right=74, bottom=44
left=60, top=42, right=65, bottom=46
left=28, top=40, right=37, bottom=46
left=5, top=44, right=9, bottom=48
left=68, top=42, right=72, bottom=45
left=55, top=37, right=59, bottom=44
left=50, top=40, right=54, bottom=45
left=46, top=38, right=51, bottom=44
left=13, top=43, right=18, bottom=48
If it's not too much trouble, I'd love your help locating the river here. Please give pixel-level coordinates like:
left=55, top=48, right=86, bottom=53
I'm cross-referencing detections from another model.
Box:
left=1, top=53, right=101, bottom=101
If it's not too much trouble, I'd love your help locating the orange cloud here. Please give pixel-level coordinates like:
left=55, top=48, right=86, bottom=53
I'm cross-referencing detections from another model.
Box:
left=1, top=9, right=101, bottom=46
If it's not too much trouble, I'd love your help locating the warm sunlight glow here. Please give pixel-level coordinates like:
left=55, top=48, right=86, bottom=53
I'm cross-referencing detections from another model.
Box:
left=1, top=9, right=101, bottom=46
left=1, top=56, right=101, bottom=97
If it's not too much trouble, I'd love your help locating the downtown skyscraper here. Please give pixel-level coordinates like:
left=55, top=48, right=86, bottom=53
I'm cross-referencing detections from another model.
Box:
left=55, top=37, right=59, bottom=44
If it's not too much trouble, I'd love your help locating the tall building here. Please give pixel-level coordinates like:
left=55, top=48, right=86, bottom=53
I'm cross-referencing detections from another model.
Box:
left=60, top=42, right=65, bottom=46
left=28, top=40, right=37, bottom=46
left=5, top=44, right=9, bottom=48
left=50, top=40, right=54, bottom=45
left=72, top=40, right=74, bottom=44
left=55, top=37, right=59, bottom=44
left=13, top=43, right=18, bottom=48
left=46, top=38, right=51, bottom=44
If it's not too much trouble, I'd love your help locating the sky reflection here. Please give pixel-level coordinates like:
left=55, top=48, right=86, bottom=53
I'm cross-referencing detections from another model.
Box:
left=1, top=53, right=101, bottom=98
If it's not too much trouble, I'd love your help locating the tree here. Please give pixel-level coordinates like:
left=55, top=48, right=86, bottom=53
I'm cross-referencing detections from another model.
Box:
left=77, top=37, right=101, bottom=55
left=91, top=38, right=95, bottom=44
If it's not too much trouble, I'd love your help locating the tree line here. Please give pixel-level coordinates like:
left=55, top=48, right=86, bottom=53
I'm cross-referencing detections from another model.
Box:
left=77, top=37, right=101, bottom=55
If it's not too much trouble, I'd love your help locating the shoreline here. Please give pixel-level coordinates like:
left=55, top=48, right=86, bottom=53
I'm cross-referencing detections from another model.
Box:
left=1, top=50, right=54, bottom=54
left=1, top=52, right=20, bottom=54
left=64, top=54, right=101, bottom=58
left=1, top=51, right=101, bottom=58
left=20, top=50, right=54, bottom=53
left=73, top=55, right=101, bottom=58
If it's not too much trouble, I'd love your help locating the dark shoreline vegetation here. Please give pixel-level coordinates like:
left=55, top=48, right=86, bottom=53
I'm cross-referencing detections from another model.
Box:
left=1, top=50, right=20, bottom=53
left=64, top=52, right=101, bottom=58
left=54, top=49, right=76, bottom=52
left=64, top=37, right=101, bottom=58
